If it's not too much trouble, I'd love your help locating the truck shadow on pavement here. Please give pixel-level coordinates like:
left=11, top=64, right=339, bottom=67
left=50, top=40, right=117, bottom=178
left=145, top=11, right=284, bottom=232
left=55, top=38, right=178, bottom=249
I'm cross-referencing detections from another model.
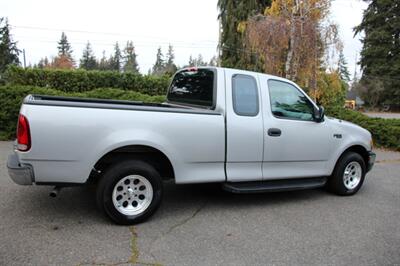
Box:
left=9, top=181, right=329, bottom=226
left=151, top=181, right=328, bottom=221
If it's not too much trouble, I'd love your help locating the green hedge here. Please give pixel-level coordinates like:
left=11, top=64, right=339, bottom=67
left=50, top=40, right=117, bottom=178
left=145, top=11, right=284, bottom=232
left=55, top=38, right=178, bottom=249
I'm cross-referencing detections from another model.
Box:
left=0, top=85, right=165, bottom=140
left=327, top=107, right=400, bottom=151
left=4, top=65, right=171, bottom=95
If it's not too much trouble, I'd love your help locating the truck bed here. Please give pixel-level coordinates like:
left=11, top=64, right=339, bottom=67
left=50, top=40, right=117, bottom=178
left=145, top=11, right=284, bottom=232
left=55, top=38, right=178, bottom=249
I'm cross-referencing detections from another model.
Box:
left=24, top=95, right=220, bottom=116
left=18, top=94, right=226, bottom=185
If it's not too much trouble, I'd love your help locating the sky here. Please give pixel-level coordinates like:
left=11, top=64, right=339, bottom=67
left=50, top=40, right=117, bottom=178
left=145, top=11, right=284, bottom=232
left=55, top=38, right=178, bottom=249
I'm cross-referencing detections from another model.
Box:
left=1, top=0, right=367, bottom=77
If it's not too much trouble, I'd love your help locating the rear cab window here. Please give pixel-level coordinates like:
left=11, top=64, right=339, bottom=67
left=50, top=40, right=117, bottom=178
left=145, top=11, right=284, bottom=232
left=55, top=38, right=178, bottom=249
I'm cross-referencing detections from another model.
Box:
left=167, top=68, right=216, bottom=109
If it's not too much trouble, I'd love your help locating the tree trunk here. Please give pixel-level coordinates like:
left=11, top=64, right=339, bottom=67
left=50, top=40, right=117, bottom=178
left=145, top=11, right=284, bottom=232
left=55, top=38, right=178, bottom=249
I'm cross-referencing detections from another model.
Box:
left=285, top=17, right=296, bottom=80
left=285, top=1, right=300, bottom=80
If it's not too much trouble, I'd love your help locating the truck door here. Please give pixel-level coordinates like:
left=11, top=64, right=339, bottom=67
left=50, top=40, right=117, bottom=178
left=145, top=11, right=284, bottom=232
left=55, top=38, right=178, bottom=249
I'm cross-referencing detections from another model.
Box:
left=260, top=77, right=334, bottom=179
left=225, top=69, right=264, bottom=181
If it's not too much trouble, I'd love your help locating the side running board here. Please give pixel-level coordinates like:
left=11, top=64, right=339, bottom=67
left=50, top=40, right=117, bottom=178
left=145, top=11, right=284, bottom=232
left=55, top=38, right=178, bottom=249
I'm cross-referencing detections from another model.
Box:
left=222, top=177, right=328, bottom=194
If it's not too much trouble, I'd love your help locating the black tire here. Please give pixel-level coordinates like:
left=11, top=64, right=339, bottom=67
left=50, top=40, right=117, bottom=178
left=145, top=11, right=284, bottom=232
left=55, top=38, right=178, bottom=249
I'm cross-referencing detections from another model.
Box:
left=96, top=160, right=163, bottom=225
left=327, top=152, right=366, bottom=196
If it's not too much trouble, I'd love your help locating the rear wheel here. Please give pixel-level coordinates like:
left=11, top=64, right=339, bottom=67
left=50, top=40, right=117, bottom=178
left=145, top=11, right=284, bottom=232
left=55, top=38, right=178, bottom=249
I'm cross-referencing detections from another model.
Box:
left=96, top=160, right=163, bottom=225
left=328, top=152, right=366, bottom=196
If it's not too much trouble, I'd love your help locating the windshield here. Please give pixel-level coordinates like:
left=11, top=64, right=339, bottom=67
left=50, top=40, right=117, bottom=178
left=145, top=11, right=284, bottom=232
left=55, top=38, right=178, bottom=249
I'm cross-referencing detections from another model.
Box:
left=167, top=68, right=215, bottom=108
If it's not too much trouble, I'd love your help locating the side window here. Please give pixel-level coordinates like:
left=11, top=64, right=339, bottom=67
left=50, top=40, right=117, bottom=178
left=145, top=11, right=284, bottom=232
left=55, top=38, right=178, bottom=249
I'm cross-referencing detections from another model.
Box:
left=232, top=74, right=259, bottom=116
left=268, top=80, right=315, bottom=121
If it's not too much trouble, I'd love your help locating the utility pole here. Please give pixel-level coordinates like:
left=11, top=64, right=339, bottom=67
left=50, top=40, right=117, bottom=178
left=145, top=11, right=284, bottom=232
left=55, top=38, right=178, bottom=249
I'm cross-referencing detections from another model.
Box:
left=217, top=20, right=222, bottom=67
left=23, top=49, right=26, bottom=68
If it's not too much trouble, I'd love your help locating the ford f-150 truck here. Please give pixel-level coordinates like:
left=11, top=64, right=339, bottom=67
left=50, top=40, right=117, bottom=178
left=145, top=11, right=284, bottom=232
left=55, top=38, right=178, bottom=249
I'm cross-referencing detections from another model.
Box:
left=7, top=67, right=376, bottom=224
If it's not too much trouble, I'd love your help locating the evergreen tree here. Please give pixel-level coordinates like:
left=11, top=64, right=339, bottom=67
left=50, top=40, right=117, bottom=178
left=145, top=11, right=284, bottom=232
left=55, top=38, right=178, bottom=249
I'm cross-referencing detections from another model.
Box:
left=123, top=41, right=139, bottom=73
left=0, top=17, right=20, bottom=74
left=165, top=44, right=177, bottom=75
left=217, top=0, right=270, bottom=69
left=98, top=50, right=110, bottom=71
left=337, top=50, right=351, bottom=82
left=54, top=32, right=74, bottom=68
left=354, top=0, right=400, bottom=105
left=57, top=32, right=73, bottom=58
left=37, top=57, right=50, bottom=69
left=186, top=54, right=207, bottom=67
left=209, top=56, right=218, bottom=66
left=166, top=44, right=174, bottom=66
left=80, top=41, right=97, bottom=70
left=196, top=54, right=206, bottom=66
left=188, top=55, right=195, bottom=67
left=109, top=42, right=122, bottom=71
left=152, top=47, right=165, bottom=75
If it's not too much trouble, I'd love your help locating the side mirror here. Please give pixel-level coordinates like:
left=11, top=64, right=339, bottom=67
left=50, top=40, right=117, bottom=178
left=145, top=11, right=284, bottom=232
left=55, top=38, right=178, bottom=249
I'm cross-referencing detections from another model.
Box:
left=313, top=106, right=325, bottom=123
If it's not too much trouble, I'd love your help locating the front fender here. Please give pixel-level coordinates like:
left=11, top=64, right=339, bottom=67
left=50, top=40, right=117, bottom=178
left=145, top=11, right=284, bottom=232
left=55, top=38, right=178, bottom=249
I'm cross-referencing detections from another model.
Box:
left=327, top=140, right=371, bottom=176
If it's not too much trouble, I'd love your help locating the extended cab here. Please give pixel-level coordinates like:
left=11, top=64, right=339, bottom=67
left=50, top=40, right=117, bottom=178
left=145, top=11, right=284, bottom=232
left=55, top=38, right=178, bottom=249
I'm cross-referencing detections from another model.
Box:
left=7, top=67, right=376, bottom=224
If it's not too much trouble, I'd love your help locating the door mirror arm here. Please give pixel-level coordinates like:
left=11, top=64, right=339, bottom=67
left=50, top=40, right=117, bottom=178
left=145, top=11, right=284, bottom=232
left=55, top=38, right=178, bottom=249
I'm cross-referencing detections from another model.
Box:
left=313, top=106, right=325, bottom=123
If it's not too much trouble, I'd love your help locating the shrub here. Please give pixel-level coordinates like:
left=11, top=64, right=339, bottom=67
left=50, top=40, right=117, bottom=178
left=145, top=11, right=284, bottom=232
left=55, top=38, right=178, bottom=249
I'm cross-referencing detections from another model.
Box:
left=327, top=107, right=400, bottom=151
left=0, top=85, right=165, bottom=140
left=316, top=72, right=347, bottom=109
left=4, top=65, right=171, bottom=95
left=306, top=71, right=347, bottom=110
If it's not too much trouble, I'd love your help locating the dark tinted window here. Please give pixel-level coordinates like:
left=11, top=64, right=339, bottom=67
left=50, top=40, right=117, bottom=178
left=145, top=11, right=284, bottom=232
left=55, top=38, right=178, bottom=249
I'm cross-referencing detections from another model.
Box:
left=268, top=80, right=314, bottom=121
left=232, top=74, right=259, bottom=116
left=167, top=69, right=215, bottom=108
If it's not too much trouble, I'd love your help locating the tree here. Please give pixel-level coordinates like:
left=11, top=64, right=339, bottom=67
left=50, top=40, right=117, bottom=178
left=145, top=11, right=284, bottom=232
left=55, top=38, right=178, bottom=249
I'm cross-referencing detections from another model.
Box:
left=98, top=50, right=110, bottom=71
left=37, top=57, right=50, bottom=69
left=0, top=17, right=20, bottom=74
left=245, top=0, right=338, bottom=93
left=316, top=71, right=346, bottom=108
left=209, top=56, right=218, bottom=66
left=51, top=55, right=74, bottom=69
left=57, top=32, right=73, bottom=58
left=337, top=50, right=350, bottom=82
left=80, top=41, right=97, bottom=70
left=186, top=54, right=207, bottom=67
left=188, top=55, right=196, bottom=67
left=352, top=78, right=385, bottom=108
left=152, top=47, right=165, bottom=75
left=54, top=32, right=74, bottom=69
left=217, top=0, right=271, bottom=70
left=109, top=42, right=122, bottom=71
left=354, top=0, right=400, bottom=105
left=123, top=41, right=139, bottom=73
left=197, top=54, right=206, bottom=66
left=164, top=44, right=177, bottom=75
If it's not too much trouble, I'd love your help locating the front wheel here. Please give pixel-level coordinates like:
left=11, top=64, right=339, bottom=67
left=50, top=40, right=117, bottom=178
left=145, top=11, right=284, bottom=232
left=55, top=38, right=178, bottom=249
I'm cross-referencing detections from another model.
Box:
left=96, top=160, right=163, bottom=225
left=327, top=152, right=366, bottom=196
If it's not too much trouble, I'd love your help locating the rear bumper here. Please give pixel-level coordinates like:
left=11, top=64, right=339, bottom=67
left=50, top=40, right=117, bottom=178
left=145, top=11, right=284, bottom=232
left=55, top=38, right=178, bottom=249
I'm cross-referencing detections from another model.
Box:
left=7, top=152, right=34, bottom=185
left=367, top=151, right=376, bottom=172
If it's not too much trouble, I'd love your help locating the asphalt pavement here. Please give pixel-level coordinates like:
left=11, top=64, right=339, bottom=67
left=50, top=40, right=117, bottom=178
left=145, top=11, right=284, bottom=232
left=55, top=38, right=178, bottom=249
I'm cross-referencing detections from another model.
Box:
left=0, top=141, right=399, bottom=265
left=364, top=112, right=400, bottom=119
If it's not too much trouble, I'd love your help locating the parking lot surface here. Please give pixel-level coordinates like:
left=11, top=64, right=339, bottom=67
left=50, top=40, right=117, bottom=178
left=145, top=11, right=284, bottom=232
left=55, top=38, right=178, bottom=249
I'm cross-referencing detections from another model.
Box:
left=0, top=141, right=399, bottom=265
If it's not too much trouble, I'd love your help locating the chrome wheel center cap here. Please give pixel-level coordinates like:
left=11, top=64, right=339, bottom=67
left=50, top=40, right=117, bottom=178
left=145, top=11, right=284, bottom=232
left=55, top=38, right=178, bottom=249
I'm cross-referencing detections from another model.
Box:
left=127, top=188, right=135, bottom=197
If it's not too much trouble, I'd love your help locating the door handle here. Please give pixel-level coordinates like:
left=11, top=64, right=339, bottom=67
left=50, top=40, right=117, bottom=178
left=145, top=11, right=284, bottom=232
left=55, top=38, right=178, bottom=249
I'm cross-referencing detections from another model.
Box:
left=268, top=128, right=281, bottom=137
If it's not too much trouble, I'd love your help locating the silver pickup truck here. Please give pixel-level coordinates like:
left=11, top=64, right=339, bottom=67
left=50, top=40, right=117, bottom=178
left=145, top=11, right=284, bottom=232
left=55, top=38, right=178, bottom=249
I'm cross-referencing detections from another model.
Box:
left=7, top=67, right=375, bottom=224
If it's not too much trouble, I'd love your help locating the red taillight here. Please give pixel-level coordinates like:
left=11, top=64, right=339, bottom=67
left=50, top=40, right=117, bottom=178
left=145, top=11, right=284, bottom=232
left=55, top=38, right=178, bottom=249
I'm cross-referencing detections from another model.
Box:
left=17, top=114, right=31, bottom=151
